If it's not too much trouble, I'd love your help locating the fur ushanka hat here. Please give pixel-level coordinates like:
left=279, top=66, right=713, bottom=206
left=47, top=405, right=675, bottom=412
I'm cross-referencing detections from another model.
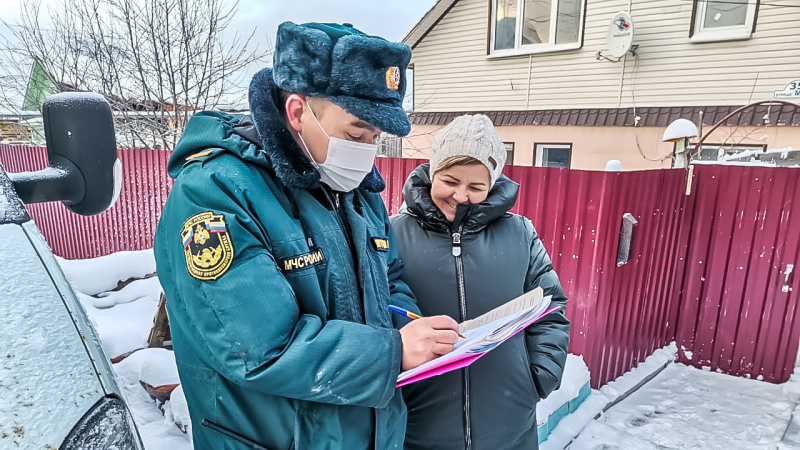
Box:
left=272, top=21, right=412, bottom=137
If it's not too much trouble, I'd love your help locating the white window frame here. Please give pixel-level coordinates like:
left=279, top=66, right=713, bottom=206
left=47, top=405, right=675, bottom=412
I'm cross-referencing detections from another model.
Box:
left=488, top=0, right=585, bottom=58
left=535, top=143, right=572, bottom=168
left=691, top=0, right=758, bottom=43
left=504, top=142, right=515, bottom=166
left=378, top=134, right=403, bottom=158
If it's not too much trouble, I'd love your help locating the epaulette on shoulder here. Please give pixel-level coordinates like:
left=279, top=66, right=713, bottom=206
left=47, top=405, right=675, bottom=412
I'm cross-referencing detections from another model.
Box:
left=183, top=149, right=220, bottom=166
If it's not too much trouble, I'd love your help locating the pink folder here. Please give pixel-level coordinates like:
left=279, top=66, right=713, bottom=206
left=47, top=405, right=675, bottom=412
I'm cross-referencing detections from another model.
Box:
left=397, top=354, right=485, bottom=387
left=396, top=306, right=562, bottom=387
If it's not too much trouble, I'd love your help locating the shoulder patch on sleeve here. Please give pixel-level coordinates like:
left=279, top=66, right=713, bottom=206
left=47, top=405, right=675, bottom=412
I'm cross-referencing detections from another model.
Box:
left=181, top=212, right=234, bottom=281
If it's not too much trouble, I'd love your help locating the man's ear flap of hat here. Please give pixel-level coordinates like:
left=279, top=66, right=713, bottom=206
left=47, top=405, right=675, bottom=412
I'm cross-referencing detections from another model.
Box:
left=273, top=21, right=334, bottom=95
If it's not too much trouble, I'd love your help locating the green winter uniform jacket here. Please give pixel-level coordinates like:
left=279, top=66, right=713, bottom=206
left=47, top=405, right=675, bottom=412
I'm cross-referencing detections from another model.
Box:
left=390, top=164, right=570, bottom=450
left=153, top=69, right=419, bottom=450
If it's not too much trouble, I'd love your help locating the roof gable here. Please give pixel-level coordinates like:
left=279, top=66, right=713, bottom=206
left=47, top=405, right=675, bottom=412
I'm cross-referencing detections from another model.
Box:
left=402, top=0, right=461, bottom=49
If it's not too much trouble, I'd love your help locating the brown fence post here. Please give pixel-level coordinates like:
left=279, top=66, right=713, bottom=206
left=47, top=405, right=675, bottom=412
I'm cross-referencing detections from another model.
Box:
left=147, top=292, right=172, bottom=349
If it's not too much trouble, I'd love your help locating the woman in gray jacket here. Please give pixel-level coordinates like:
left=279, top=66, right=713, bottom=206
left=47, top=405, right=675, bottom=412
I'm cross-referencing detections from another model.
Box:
left=390, top=114, right=570, bottom=449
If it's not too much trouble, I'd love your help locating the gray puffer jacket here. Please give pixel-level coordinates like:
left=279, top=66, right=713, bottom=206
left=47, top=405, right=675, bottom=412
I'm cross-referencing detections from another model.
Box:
left=390, top=164, right=570, bottom=450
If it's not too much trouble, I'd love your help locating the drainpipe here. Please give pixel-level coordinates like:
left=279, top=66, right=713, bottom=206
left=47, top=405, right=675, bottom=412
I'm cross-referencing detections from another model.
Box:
left=697, top=110, right=703, bottom=144
left=526, top=54, right=532, bottom=110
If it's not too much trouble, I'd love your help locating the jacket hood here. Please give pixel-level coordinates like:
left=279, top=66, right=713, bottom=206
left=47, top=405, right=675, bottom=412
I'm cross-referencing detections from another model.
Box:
left=168, top=68, right=385, bottom=193
left=400, top=163, right=519, bottom=234
left=167, top=111, right=266, bottom=177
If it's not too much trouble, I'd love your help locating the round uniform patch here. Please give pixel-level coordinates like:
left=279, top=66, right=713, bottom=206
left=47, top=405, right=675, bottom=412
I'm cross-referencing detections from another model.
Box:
left=385, top=66, right=401, bottom=91
left=180, top=212, right=234, bottom=281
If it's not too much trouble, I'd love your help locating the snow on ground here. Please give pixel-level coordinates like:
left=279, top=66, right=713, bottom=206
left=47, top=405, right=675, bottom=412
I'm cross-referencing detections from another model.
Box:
left=541, top=344, right=677, bottom=450
left=568, top=363, right=795, bottom=449
left=544, top=342, right=800, bottom=450
left=58, top=249, right=192, bottom=450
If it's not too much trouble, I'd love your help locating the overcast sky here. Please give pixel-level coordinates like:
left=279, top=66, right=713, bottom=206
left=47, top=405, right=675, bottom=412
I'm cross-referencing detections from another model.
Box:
left=0, top=0, right=436, bottom=110
left=234, top=0, right=435, bottom=45
left=0, top=0, right=436, bottom=48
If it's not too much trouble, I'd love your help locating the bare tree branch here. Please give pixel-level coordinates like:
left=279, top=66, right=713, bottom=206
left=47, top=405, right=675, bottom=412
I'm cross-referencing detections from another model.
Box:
left=0, top=0, right=270, bottom=149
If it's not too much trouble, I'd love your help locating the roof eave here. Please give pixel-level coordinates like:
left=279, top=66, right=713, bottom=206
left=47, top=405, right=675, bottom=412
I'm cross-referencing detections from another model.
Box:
left=402, top=0, right=460, bottom=49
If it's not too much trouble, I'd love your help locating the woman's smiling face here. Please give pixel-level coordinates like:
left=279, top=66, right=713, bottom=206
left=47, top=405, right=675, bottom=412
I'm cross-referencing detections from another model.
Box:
left=430, top=162, right=491, bottom=222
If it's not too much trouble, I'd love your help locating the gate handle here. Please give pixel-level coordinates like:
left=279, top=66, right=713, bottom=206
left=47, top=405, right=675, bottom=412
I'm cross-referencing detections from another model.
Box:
left=784, top=264, right=795, bottom=293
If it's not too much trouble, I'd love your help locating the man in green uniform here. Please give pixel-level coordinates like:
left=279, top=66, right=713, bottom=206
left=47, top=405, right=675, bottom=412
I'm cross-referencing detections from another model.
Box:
left=154, top=21, right=459, bottom=449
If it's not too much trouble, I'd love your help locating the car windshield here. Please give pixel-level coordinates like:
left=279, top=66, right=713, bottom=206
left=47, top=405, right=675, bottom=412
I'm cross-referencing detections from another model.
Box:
left=0, top=221, right=104, bottom=447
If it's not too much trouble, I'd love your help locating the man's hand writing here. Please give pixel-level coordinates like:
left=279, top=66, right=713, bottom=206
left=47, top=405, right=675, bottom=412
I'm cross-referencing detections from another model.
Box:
left=399, top=316, right=459, bottom=371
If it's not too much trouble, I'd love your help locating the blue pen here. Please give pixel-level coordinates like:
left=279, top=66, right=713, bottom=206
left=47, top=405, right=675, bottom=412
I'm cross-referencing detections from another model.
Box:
left=388, top=304, right=466, bottom=338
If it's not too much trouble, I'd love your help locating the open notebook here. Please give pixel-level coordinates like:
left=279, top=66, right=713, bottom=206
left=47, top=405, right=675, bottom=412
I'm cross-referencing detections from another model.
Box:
left=396, top=287, right=561, bottom=387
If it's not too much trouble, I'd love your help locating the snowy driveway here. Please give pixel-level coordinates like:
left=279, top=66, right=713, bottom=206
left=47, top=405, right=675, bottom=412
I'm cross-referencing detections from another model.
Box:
left=566, top=363, right=798, bottom=450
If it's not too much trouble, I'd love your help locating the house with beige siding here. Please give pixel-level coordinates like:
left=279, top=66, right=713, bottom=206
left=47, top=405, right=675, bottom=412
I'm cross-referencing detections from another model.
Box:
left=401, top=0, right=800, bottom=170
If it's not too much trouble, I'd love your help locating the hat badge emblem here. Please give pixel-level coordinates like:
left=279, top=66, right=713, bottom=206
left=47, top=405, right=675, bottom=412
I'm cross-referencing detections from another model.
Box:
left=386, top=66, right=401, bottom=91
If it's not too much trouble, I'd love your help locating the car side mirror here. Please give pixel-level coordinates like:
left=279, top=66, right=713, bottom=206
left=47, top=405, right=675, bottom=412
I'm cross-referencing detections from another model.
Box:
left=8, top=92, right=121, bottom=216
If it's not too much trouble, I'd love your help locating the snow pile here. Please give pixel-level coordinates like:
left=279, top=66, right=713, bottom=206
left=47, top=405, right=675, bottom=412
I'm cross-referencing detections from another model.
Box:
left=691, top=146, right=800, bottom=168
left=693, top=158, right=777, bottom=167
left=94, top=277, right=164, bottom=308
left=57, top=249, right=157, bottom=295
left=598, top=343, right=676, bottom=401
left=165, top=385, right=192, bottom=437
left=74, top=281, right=161, bottom=359
left=138, top=348, right=180, bottom=388
left=537, top=354, right=591, bottom=426
left=114, top=349, right=193, bottom=450
left=138, top=348, right=181, bottom=407
left=723, top=149, right=763, bottom=162
left=58, top=249, right=192, bottom=450
left=766, top=147, right=796, bottom=160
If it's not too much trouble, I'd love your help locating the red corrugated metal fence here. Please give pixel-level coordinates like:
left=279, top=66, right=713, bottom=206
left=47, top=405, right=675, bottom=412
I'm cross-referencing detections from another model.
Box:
left=0, top=145, right=172, bottom=258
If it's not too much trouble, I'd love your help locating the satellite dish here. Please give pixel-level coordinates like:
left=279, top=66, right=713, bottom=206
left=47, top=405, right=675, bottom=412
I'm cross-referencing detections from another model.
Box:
left=607, top=12, right=634, bottom=59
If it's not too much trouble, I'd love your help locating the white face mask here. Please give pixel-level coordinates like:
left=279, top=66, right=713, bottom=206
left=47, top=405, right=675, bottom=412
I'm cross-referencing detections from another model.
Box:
left=297, top=106, right=379, bottom=192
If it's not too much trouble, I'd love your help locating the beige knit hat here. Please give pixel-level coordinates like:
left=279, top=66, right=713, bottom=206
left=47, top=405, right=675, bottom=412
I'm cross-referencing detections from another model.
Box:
left=429, top=114, right=506, bottom=187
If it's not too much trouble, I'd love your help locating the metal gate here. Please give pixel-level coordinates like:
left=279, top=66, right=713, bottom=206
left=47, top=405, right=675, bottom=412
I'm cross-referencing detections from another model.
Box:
left=676, top=165, right=800, bottom=383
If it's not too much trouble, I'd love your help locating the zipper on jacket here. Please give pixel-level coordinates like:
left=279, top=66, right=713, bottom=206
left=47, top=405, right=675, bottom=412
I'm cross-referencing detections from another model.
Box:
left=329, top=191, right=355, bottom=255
left=322, top=188, right=365, bottom=323
left=452, top=225, right=472, bottom=450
